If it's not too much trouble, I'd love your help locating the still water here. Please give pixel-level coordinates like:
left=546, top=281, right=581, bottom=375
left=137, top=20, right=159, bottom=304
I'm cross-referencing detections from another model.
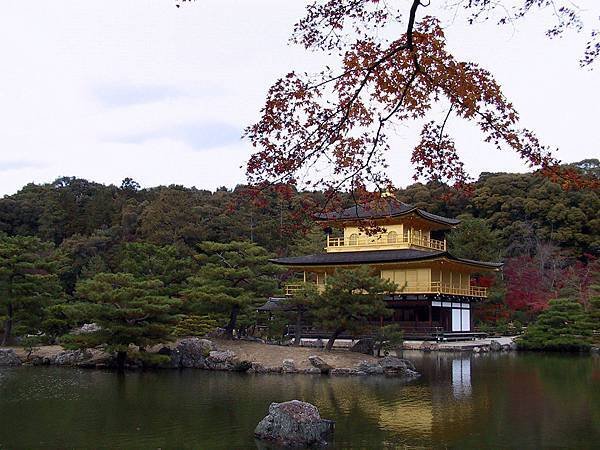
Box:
left=0, top=352, right=598, bottom=449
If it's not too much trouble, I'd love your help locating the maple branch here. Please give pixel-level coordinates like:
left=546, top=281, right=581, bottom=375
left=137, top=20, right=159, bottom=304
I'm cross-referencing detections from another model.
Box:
left=437, top=104, right=454, bottom=149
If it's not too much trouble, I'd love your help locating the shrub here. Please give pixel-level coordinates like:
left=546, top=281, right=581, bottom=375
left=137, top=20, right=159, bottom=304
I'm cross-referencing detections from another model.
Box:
left=517, top=299, right=595, bottom=351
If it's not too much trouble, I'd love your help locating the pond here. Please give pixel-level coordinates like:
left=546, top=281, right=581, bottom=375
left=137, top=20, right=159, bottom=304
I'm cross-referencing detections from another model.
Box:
left=0, top=351, right=598, bottom=449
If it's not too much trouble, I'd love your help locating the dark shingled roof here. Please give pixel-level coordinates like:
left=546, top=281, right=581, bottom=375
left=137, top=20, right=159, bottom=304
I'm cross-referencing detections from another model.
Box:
left=314, top=200, right=460, bottom=226
left=271, top=249, right=503, bottom=270
left=257, top=297, right=290, bottom=312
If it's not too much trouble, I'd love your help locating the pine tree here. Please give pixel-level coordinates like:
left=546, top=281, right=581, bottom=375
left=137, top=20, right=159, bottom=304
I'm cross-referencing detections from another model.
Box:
left=447, top=215, right=502, bottom=262
left=373, top=324, right=404, bottom=357
left=0, top=234, right=64, bottom=345
left=173, top=314, right=219, bottom=337
left=517, top=298, right=596, bottom=351
left=180, top=241, right=280, bottom=338
left=281, top=282, right=319, bottom=346
left=315, top=266, right=396, bottom=350
left=116, top=242, right=193, bottom=294
left=65, top=272, right=182, bottom=371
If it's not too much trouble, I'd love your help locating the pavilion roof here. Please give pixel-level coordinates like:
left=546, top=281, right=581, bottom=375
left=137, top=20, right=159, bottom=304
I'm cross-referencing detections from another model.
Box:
left=314, top=200, right=460, bottom=226
left=271, top=248, right=502, bottom=270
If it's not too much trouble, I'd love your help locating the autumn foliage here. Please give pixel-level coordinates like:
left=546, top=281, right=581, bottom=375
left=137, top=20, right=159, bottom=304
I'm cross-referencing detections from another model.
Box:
left=244, top=0, right=598, bottom=213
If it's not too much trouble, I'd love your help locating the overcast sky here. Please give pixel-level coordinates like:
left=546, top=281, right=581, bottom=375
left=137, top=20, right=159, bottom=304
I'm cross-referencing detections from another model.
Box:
left=0, top=1, right=598, bottom=196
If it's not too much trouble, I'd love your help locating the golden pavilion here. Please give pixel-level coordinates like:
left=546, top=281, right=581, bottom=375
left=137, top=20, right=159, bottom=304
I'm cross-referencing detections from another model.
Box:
left=269, top=200, right=502, bottom=338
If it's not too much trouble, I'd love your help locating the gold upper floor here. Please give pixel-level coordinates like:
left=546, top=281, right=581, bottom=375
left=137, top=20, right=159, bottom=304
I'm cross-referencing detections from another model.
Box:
left=326, top=223, right=446, bottom=253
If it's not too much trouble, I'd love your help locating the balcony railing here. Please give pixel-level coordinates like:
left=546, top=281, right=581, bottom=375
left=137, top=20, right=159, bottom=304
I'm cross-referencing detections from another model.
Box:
left=326, top=233, right=446, bottom=252
left=284, top=281, right=487, bottom=298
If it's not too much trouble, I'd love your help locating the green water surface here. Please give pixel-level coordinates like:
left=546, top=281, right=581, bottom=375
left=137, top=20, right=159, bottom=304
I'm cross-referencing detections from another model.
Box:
left=0, top=351, right=598, bottom=449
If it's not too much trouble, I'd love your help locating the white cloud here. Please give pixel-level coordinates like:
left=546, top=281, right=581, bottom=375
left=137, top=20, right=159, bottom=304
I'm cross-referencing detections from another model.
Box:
left=0, top=0, right=597, bottom=195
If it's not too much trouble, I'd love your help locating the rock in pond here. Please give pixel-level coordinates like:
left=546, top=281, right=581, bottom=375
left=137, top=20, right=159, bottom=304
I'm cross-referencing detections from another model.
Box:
left=356, top=360, right=384, bottom=375
left=0, top=348, right=21, bottom=366
left=379, top=356, right=419, bottom=377
left=254, top=400, right=334, bottom=448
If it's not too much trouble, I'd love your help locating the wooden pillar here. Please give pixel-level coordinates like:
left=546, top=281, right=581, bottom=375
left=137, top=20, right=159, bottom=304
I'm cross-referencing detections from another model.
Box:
left=303, top=271, right=306, bottom=283
left=428, top=303, right=432, bottom=326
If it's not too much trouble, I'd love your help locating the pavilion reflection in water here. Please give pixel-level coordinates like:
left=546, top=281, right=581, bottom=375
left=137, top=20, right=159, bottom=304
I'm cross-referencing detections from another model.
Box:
left=452, top=358, right=472, bottom=399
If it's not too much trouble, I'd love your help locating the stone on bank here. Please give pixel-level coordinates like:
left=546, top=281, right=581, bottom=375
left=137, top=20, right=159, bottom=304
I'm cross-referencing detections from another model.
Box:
left=0, top=348, right=21, bottom=366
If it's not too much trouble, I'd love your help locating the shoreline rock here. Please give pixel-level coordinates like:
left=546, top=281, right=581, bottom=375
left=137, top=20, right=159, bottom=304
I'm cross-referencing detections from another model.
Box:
left=2, top=338, right=424, bottom=377
left=308, top=355, right=332, bottom=374
left=0, top=348, right=21, bottom=366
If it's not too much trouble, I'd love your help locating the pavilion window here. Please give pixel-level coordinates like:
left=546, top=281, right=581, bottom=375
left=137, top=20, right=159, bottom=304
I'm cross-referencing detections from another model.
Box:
left=387, top=231, right=398, bottom=244
left=349, top=233, right=359, bottom=246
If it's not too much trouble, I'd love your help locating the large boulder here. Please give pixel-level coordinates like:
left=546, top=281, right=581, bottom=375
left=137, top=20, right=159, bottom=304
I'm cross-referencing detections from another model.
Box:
left=248, top=362, right=268, bottom=374
left=175, top=338, right=215, bottom=368
left=350, top=338, right=374, bottom=355
left=490, top=340, right=502, bottom=352
left=254, top=400, right=334, bottom=447
left=0, top=349, right=21, bottom=366
left=51, top=349, right=93, bottom=366
left=205, top=350, right=236, bottom=370
left=379, top=356, right=419, bottom=376
left=282, top=359, right=297, bottom=374
left=308, top=355, right=332, bottom=374
left=356, top=360, right=384, bottom=375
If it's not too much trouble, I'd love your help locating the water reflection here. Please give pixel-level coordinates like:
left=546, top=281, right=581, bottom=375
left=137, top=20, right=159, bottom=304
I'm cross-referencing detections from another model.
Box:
left=0, top=353, right=598, bottom=449
left=452, top=358, right=471, bottom=399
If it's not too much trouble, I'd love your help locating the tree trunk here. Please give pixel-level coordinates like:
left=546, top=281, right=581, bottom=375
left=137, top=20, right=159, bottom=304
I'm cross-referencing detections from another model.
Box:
left=326, top=327, right=344, bottom=351
left=1, top=302, right=13, bottom=347
left=225, top=305, right=240, bottom=339
left=116, top=351, right=127, bottom=373
left=293, top=310, right=303, bottom=346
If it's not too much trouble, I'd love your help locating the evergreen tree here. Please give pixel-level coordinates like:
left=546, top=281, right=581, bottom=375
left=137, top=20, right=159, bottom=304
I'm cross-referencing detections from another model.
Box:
left=315, top=267, right=396, bottom=350
left=58, top=231, right=114, bottom=293
left=65, top=272, right=182, bottom=371
left=181, top=241, right=279, bottom=338
left=282, top=283, right=319, bottom=346
left=447, top=215, right=502, bottom=261
left=287, top=226, right=327, bottom=257
left=116, top=242, right=193, bottom=294
left=173, top=314, right=219, bottom=337
left=517, top=298, right=596, bottom=351
left=0, top=234, right=64, bottom=345
left=373, top=324, right=404, bottom=357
